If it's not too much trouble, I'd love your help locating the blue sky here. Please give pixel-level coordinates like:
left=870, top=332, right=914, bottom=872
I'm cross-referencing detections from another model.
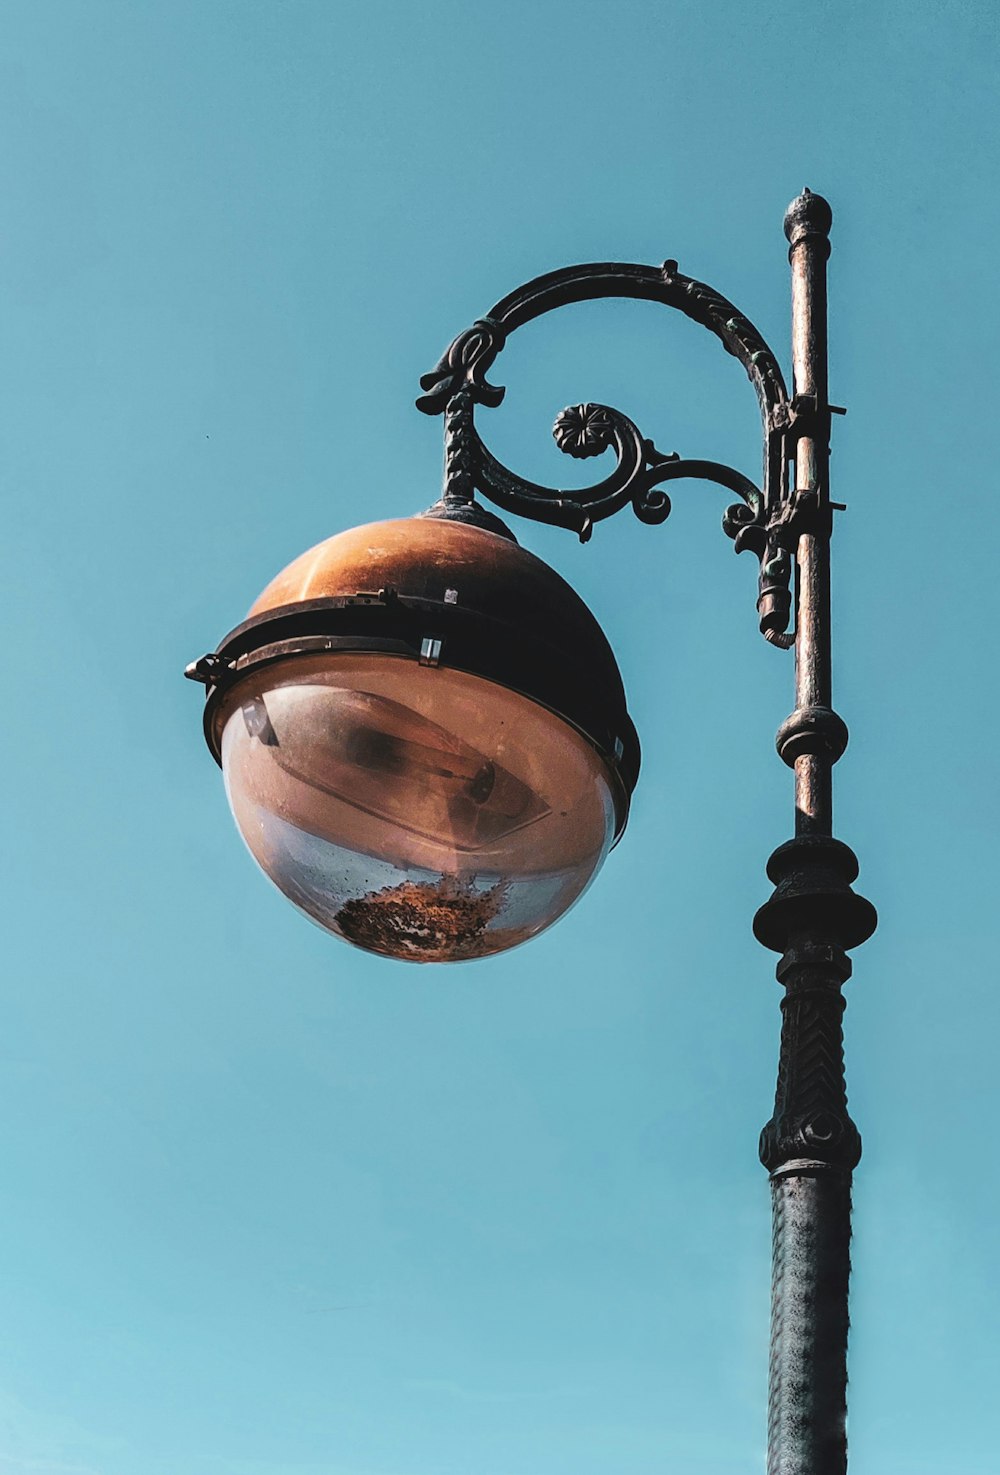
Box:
left=3, top=2, right=999, bottom=1472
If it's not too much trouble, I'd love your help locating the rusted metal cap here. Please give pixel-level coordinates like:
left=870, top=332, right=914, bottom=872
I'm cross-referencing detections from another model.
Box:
left=189, top=515, right=640, bottom=835
left=250, top=516, right=576, bottom=619
left=783, top=188, right=833, bottom=248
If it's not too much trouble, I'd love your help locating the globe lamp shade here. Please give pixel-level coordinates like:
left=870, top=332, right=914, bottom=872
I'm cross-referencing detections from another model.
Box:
left=189, top=514, right=639, bottom=962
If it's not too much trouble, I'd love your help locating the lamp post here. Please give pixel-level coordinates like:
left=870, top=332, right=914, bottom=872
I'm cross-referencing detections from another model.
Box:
left=187, top=189, right=876, bottom=1475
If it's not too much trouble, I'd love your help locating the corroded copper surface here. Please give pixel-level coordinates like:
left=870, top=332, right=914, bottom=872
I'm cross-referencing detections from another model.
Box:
left=248, top=517, right=624, bottom=698
left=249, top=517, right=557, bottom=613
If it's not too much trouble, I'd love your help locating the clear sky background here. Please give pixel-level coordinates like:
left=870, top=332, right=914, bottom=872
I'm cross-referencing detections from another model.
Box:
left=3, top=3, right=999, bottom=1473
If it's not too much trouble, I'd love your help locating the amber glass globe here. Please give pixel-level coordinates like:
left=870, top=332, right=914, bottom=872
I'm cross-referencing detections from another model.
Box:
left=198, top=515, right=637, bottom=963
left=218, top=653, right=616, bottom=961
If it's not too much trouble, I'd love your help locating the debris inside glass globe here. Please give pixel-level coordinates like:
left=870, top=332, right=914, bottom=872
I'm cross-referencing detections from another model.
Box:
left=334, top=876, right=508, bottom=961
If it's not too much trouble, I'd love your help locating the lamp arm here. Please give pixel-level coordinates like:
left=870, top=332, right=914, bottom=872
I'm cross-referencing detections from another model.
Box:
left=417, top=260, right=798, bottom=645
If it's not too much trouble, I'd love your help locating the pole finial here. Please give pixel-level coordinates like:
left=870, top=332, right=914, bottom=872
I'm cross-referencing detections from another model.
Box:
left=784, top=189, right=833, bottom=247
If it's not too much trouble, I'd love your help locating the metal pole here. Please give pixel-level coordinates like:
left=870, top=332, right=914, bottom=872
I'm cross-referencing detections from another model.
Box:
left=405, top=192, right=878, bottom=1470
left=754, top=192, right=876, bottom=1475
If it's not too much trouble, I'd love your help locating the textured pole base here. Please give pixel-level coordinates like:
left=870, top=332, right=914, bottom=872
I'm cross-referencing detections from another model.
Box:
left=768, top=1169, right=853, bottom=1475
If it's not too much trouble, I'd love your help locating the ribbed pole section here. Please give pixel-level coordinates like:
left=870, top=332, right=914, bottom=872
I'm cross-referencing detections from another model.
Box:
left=754, top=192, right=876, bottom=1475
left=768, top=1172, right=853, bottom=1475
left=759, top=934, right=860, bottom=1475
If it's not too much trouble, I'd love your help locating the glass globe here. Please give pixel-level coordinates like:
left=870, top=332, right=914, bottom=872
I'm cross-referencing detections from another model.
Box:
left=218, top=652, right=617, bottom=962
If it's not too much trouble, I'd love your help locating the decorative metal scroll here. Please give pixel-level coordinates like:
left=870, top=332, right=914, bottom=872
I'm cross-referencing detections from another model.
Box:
left=417, top=261, right=796, bottom=645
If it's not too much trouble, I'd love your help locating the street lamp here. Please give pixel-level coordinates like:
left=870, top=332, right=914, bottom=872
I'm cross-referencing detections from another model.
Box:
left=192, top=514, right=635, bottom=960
left=187, top=190, right=876, bottom=1475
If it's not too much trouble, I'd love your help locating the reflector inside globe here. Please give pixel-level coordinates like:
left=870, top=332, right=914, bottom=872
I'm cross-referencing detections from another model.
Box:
left=219, top=654, right=617, bottom=961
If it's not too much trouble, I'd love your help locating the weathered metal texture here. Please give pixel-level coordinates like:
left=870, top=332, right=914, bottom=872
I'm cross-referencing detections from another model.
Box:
left=768, top=1172, right=853, bottom=1475
left=753, top=190, right=876, bottom=1475
left=416, top=258, right=801, bottom=641
left=416, top=260, right=790, bottom=435
left=759, top=935, right=861, bottom=1173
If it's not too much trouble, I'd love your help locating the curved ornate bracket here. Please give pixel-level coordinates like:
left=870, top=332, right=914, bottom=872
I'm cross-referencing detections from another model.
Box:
left=417, top=260, right=796, bottom=644
left=472, top=398, right=764, bottom=545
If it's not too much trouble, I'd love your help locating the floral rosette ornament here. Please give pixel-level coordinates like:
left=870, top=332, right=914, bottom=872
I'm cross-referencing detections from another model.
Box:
left=552, top=403, right=615, bottom=458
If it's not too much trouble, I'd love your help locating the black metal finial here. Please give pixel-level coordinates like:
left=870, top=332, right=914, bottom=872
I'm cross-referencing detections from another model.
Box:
left=784, top=188, right=834, bottom=247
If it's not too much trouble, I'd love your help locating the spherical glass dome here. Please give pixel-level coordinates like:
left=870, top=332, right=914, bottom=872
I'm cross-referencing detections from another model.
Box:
left=218, top=653, right=617, bottom=962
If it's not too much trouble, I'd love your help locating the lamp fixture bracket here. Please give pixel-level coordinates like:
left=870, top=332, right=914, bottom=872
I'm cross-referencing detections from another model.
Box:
left=417, top=258, right=824, bottom=647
